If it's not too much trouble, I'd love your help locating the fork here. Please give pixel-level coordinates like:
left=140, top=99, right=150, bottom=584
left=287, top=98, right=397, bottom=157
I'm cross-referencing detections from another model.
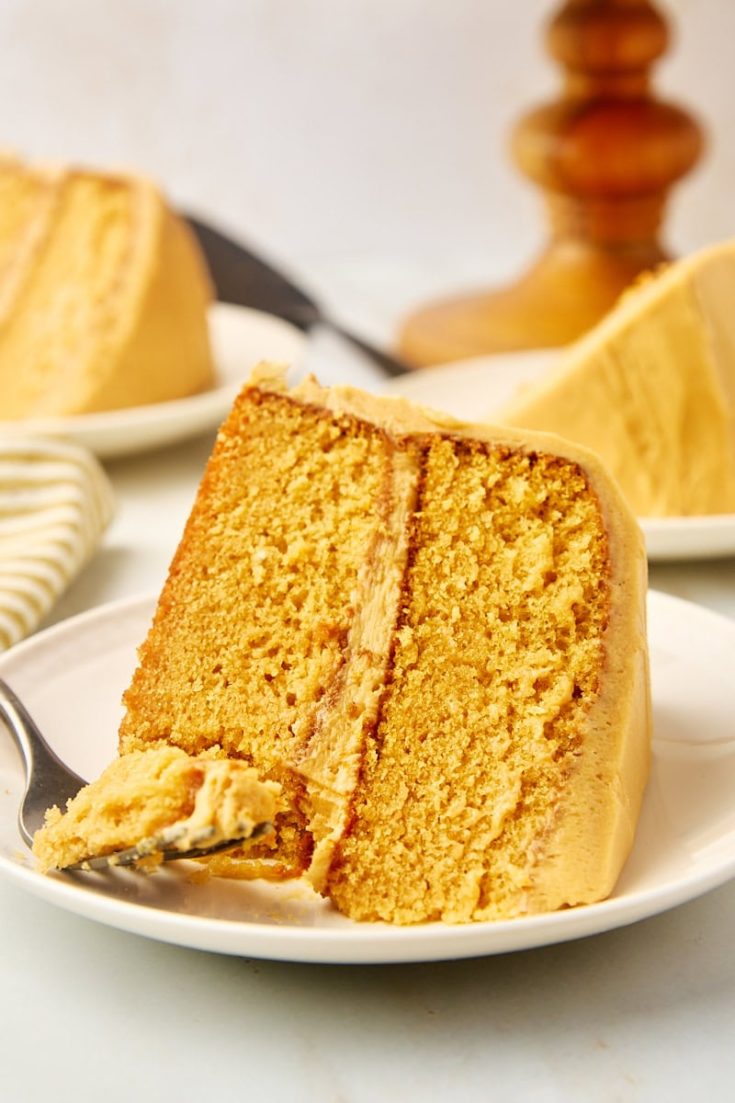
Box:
left=0, top=676, right=270, bottom=870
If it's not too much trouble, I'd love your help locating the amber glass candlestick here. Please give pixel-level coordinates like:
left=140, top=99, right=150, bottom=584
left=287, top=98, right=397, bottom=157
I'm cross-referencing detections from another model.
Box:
left=398, top=0, right=704, bottom=368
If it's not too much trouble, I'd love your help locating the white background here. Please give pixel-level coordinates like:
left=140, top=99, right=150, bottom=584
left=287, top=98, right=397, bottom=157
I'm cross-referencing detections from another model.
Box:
left=0, top=0, right=732, bottom=336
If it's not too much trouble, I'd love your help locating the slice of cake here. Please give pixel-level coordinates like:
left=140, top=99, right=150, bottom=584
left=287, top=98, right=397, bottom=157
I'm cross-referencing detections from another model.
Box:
left=0, top=154, right=215, bottom=418
left=497, top=240, right=735, bottom=517
left=32, top=747, right=279, bottom=873
left=117, top=366, right=650, bottom=924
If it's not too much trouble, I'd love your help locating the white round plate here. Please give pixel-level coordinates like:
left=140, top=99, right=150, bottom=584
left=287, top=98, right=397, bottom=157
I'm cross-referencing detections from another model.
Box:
left=383, top=353, right=735, bottom=562
left=0, top=303, right=307, bottom=459
left=1, top=591, right=734, bottom=964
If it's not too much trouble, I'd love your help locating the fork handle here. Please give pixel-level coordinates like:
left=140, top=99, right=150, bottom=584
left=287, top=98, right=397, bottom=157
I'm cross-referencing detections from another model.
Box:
left=0, top=677, right=87, bottom=845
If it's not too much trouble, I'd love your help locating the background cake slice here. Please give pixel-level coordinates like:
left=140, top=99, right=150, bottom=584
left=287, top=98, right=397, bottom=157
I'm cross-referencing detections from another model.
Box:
left=497, top=239, right=735, bottom=517
left=0, top=154, right=215, bottom=418
left=119, top=366, right=651, bottom=923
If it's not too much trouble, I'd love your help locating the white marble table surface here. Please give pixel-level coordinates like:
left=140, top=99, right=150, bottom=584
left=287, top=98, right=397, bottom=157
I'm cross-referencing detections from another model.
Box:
left=2, top=393, right=735, bottom=1103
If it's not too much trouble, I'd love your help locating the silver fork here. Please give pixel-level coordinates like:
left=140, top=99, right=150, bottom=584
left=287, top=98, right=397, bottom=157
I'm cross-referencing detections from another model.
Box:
left=0, top=676, right=270, bottom=870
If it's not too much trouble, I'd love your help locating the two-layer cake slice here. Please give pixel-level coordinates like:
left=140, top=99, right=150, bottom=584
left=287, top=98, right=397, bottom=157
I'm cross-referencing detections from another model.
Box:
left=117, top=366, right=650, bottom=924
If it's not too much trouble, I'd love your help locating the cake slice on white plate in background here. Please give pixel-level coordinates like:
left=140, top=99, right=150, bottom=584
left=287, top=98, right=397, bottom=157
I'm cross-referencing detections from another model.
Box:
left=0, top=154, right=215, bottom=418
left=498, top=240, right=735, bottom=518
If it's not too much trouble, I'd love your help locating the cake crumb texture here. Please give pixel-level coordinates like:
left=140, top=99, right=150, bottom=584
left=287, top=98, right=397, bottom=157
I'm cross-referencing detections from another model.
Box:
left=119, top=387, right=398, bottom=878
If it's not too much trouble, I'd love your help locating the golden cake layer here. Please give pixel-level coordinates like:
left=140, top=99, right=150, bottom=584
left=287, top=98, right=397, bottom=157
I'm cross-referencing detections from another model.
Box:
left=498, top=240, right=735, bottom=517
left=118, top=366, right=651, bottom=924
left=0, top=154, right=215, bottom=418
left=32, top=747, right=279, bottom=873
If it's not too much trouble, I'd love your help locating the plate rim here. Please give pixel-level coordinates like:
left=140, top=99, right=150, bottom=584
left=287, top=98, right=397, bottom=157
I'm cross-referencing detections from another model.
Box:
left=1, top=589, right=734, bottom=964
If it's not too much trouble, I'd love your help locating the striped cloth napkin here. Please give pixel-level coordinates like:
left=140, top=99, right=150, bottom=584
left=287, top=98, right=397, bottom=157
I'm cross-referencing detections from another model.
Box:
left=0, top=438, right=115, bottom=650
